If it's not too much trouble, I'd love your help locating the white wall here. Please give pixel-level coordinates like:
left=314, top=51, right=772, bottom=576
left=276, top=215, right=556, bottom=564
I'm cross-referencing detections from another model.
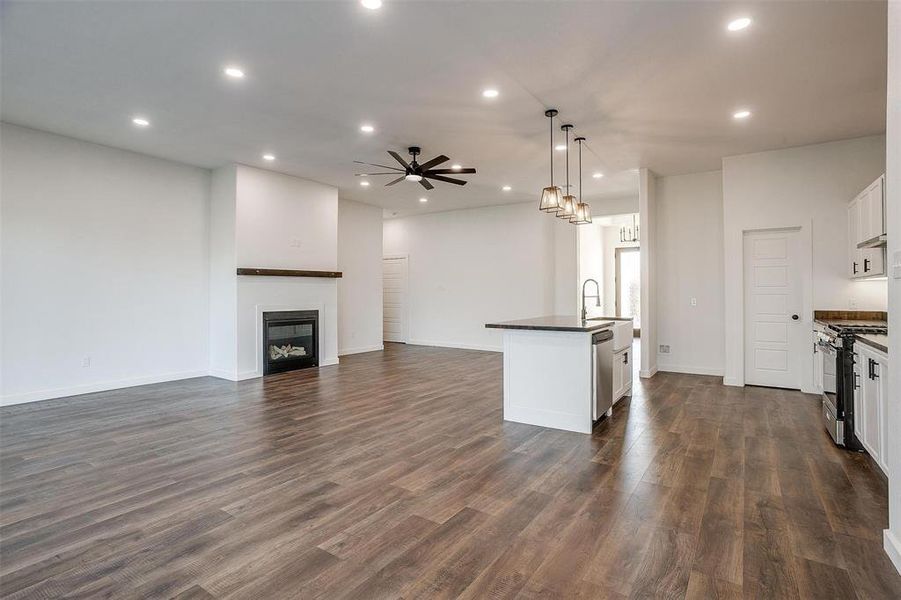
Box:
left=383, top=203, right=558, bottom=351
left=0, top=124, right=211, bottom=404
left=209, top=165, right=237, bottom=379
left=884, top=0, right=901, bottom=576
left=639, top=169, right=658, bottom=378
left=553, top=217, right=579, bottom=315
left=590, top=194, right=639, bottom=218
left=236, top=166, right=337, bottom=270
left=656, top=171, right=725, bottom=376
left=337, top=198, right=383, bottom=356
left=577, top=221, right=604, bottom=317
left=722, top=135, right=887, bottom=388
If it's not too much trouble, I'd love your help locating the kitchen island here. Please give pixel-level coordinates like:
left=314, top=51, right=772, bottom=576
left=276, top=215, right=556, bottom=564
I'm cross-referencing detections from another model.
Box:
left=485, top=315, right=615, bottom=434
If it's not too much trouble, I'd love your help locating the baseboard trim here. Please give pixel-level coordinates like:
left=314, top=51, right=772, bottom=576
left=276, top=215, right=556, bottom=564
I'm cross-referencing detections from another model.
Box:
left=407, top=339, right=502, bottom=353
left=639, top=366, right=658, bottom=379
left=885, top=529, right=901, bottom=576
left=0, top=369, right=210, bottom=406
left=657, top=364, right=725, bottom=377
left=338, top=344, right=384, bottom=357
left=723, top=376, right=743, bottom=387
left=209, top=368, right=238, bottom=381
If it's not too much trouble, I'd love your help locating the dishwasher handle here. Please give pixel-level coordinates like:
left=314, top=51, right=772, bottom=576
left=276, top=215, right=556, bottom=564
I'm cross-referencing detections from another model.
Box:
left=592, top=330, right=613, bottom=344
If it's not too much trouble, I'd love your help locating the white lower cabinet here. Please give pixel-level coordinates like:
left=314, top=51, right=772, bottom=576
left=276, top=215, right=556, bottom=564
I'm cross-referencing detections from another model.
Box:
left=613, top=346, right=632, bottom=403
left=853, top=356, right=863, bottom=443
left=855, top=343, right=889, bottom=475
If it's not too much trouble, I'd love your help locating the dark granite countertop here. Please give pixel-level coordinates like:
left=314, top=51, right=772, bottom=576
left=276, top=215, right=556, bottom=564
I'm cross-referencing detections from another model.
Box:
left=815, top=318, right=888, bottom=329
left=485, top=315, right=615, bottom=333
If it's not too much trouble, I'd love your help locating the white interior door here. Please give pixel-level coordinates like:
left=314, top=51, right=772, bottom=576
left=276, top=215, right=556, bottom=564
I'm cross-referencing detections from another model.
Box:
left=743, top=229, right=803, bottom=389
left=382, top=256, right=408, bottom=343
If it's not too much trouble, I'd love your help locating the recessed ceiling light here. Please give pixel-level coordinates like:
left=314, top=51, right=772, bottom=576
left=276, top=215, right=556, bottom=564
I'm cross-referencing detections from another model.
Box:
left=451, top=164, right=462, bottom=171
left=361, top=0, right=382, bottom=9
left=592, top=172, right=604, bottom=179
left=360, top=180, right=370, bottom=187
left=733, top=109, right=752, bottom=119
left=482, top=88, right=499, bottom=99
left=727, top=17, right=752, bottom=32
left=419, top=197, right=428, bottom=203
left=502, top=185, right=512, bottom=191
left=131, top=117, right=150, bottom=127
left=223, top=66, right=245, bottom=79
left=555, top=144, right=566, bottom=151
left=360, top=124, right=375, bottom=133
left=262, top=153, right=276, bottom=161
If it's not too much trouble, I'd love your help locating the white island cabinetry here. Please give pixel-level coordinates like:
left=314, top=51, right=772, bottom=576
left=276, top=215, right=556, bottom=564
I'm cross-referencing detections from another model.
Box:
left=485, top=316, right=615, bottom=434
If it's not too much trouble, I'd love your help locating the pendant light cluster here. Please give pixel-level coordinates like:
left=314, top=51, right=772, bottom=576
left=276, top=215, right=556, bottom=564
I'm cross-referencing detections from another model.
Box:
left=537, top=109, right=591, bottom=225
left=620, top=214, right=640, bottom=242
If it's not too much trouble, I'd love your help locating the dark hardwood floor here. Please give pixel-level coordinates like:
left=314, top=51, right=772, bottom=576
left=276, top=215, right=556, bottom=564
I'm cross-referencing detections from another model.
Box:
left=1, top=343, right=900, bottom=599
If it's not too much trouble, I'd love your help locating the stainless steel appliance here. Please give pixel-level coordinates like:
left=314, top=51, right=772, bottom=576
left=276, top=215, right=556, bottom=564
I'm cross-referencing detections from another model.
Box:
left=817, top=322, right=887, bottom=448
left=592, top=329, right=614, bottom=422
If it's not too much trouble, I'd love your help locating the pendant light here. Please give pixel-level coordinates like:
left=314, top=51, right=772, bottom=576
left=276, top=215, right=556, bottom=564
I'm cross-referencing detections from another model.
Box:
left=556, top=124, right=576, bottom=218
left=620, top=214, right=639, bottom=242
left=570, top=136, right=592, bottom=225
left=538, top=109, right=563, bottom=212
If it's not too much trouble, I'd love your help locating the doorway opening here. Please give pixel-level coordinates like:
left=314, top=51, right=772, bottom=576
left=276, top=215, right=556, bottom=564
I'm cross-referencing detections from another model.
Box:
left=615, top=247, right=641, bottom=336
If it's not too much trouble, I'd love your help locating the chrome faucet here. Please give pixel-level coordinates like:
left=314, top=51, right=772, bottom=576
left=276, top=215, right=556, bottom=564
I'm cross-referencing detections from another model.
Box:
left=581, top=278, right=601, bottom=322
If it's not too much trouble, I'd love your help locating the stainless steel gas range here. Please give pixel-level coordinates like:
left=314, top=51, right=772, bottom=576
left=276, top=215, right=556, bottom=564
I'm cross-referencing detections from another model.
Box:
left=816, top=322, right=888, bottom=449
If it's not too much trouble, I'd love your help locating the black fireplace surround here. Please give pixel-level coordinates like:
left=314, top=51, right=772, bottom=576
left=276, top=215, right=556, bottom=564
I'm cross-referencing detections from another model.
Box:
left=262, top=310, right=318, bottom=375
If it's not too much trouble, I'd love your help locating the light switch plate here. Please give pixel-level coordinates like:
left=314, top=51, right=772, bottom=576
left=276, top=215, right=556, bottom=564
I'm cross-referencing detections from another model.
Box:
left=892, top=251, right=901, bottom=279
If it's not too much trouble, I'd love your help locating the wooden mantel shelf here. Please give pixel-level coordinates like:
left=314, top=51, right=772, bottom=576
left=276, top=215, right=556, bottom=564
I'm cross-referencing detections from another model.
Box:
left=236, top=268, right=342, bottom=278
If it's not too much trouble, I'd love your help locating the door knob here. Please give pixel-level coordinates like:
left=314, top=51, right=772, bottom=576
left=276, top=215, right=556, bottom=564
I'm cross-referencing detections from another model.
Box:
left=791, top=314, right=799, bottom=321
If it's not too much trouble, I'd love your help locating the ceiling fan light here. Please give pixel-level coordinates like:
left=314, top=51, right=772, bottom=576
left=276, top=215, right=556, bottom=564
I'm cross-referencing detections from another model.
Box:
left=405, top=173, right=423, bottom=182
left=557, top=195, right=576, bottom=218
left=539, top=186, right=563, bottom=212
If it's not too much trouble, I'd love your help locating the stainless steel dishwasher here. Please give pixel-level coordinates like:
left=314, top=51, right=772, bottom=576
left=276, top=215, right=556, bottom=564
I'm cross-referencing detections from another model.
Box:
left=592, top=329, right=614, bottom=422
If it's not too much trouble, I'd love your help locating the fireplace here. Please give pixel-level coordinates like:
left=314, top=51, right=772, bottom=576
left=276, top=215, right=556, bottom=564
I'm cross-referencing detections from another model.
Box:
left=262, top=310, right=318, bottom=375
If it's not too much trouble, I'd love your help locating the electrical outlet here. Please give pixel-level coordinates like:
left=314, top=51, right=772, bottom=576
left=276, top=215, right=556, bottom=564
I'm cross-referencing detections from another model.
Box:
left=82, top=356, right=91, bottom=368
left=659, top=344, right=670, bottom=354
left=290, top=237, right=302, bottom=248
left=690, top=297, right=697, bottom=307
left=849, top=297, right=858, bottom=309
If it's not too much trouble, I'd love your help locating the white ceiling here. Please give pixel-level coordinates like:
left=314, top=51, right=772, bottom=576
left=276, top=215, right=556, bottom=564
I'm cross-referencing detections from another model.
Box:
left=1, top=1, right=886, bottom=216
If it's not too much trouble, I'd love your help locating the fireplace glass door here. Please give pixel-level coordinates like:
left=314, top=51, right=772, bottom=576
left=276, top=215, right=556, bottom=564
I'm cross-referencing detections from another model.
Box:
left=263, top=311, right=318, bottom=374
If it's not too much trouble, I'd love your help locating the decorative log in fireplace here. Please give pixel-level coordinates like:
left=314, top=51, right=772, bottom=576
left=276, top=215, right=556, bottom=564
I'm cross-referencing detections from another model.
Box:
left=262, top=310, right=318, bottom=375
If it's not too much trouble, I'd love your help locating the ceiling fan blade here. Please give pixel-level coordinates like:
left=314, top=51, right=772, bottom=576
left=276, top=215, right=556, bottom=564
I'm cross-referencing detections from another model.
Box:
left=353, top=160, right=403, bottom=171
left=417, top=154, right=449, bottom=171
left=387, top=151, right=410, bottom=169
left=355, top=172, right=401, bottom=176
left=385, top=176, right=406, bottom=186
left=419, top=178, right=434, bottom=190
left=425, top=174, right=467, bottom=186
left=425, top=168, right=476, bottom=175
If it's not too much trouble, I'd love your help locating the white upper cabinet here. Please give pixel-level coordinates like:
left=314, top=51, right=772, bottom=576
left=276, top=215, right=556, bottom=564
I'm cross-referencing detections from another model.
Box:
left=863, top=175, right=886, bottom=241
left=848, top=174, right=886, bottom=279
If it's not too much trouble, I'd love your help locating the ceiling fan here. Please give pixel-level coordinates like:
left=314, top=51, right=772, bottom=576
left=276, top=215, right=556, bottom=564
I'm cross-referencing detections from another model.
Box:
left=354, top=146, right=476, bottom=190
